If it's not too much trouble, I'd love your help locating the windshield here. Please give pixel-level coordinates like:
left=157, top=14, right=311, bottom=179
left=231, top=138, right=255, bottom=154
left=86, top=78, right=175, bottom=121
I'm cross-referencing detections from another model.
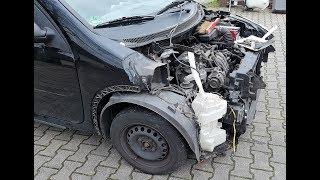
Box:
left=64, top=0, right=175, bottom=26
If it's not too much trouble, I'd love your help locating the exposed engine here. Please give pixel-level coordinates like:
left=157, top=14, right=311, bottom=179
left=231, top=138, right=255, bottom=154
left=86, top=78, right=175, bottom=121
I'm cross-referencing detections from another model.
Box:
left=133, top=10, right=273, bottom=149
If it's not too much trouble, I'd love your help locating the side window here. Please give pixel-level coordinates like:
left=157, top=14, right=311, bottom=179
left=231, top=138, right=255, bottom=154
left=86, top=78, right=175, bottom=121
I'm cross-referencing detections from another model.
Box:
left=34, top=2, right=73, bottom=55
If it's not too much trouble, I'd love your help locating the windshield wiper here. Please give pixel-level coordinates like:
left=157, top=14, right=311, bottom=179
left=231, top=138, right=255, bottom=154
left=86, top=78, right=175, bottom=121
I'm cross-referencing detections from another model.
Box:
left=156, top=0, right=191, bottom=15
left=94, top=15, right=155, bottom=29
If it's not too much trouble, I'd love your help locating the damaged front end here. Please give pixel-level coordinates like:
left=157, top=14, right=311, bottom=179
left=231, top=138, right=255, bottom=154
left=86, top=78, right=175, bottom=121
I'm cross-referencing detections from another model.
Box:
left=119, top=7, right=275, bottom=159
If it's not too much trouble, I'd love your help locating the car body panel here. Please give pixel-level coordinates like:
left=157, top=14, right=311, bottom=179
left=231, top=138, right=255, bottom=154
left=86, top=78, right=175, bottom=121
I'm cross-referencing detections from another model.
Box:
left=99, top=91, right=201, bottom=160
left=34, top=0, right=276, bottom=159
left=34, top=1, right=84, bottom=123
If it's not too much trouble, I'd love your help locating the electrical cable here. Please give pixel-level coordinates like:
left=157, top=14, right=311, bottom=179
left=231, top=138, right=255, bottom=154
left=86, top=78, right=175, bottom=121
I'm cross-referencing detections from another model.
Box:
left=172, top=53, right=201, bottom=75
left=169, top=4, right=184, bottom=47
left=229, top=105, right=237, bottom=152
left=167, top=3, right=202, bottom=75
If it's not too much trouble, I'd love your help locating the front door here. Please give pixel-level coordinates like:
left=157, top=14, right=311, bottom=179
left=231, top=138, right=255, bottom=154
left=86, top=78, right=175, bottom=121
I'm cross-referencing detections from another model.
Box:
left=34, top=1, right=83, bottom=123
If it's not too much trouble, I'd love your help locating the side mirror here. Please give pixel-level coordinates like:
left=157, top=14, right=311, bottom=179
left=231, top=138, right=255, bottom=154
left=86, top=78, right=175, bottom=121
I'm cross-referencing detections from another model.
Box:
left=34, top=23, right=55, bottom=43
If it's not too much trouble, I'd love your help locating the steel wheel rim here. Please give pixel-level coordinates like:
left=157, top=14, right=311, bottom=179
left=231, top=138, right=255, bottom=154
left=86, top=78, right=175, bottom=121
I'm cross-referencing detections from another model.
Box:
left=125, top=125, right=169, bottom=161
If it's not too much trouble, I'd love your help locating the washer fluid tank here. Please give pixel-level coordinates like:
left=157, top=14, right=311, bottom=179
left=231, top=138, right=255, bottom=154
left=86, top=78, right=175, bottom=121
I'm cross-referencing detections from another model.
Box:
left=187, top=52, right=227, bottom=152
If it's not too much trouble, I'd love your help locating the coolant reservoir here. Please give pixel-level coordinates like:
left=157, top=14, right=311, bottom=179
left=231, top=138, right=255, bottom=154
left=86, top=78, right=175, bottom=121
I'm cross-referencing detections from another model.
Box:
left=188, top=52, right=227, bottom=152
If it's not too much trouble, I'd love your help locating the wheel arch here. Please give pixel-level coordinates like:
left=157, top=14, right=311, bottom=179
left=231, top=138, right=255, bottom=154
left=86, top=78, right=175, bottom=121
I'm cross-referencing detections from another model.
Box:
left=91, top=85, right=141, bottom=134
left=98, top=92, right=201, bottom=161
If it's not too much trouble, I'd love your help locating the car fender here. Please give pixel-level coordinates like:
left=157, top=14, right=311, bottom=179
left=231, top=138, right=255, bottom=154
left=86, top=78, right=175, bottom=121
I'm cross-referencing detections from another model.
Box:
left=99, top=91, right=201, bottom=160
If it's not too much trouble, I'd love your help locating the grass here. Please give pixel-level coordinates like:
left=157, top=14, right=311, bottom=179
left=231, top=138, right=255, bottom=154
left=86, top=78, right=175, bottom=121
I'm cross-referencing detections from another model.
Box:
left=206, top=0, right=221, bottom=8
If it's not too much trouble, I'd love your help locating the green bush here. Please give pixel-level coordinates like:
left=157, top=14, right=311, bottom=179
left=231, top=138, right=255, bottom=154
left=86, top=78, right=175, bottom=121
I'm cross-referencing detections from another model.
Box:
left=207, top=0, right=220, bottom=8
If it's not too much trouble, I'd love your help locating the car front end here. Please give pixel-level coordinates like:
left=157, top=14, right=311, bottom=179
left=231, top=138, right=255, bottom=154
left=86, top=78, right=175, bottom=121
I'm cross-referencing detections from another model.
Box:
left=49, top=0, right=277, bottom=172
left=98, top=1, right=276, bottom=157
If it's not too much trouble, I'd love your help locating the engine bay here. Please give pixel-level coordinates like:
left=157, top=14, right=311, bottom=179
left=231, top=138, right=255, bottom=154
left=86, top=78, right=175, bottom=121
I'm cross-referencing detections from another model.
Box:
left=131, top=9, right=275, bottom=152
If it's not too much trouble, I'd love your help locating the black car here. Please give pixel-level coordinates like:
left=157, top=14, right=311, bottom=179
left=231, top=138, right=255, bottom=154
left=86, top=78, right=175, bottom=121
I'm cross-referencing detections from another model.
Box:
left=34, top=0, right=275, bottom=174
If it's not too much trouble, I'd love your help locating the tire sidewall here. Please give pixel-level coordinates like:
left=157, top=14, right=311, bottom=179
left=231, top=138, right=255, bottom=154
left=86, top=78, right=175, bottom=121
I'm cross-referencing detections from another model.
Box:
left=110, top=108, right=187, bottom=174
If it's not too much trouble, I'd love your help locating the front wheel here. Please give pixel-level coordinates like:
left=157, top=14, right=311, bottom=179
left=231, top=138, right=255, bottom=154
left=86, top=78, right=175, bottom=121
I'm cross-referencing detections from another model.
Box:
left=110, top=107, right=187, bottom=174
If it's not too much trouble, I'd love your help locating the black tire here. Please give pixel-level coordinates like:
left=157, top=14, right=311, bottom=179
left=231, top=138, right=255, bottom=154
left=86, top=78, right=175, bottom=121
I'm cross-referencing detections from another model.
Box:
left=110, top=107, right=187, bottom=174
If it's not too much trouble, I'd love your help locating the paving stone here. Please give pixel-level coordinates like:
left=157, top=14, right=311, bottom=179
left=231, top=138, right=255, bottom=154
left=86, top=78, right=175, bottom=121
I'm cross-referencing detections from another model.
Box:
left=267, top=98, right=282, bottom=109
left=34, top=135, right=41, bottom=141
left=251, top=151, right=273, bottom=171
left=34, top=154, right=52, bottom=175
left=193, top=158, right=213, bottom=172
left=252, top=123, right=269, bottom=137
left=168, top=177, right=185, bottom=180
left=54, top=129, right=75, bottom=141
left=268, top=119, right=286, bottom=132
left=34, top=124, right=49, bottom=137
left=266, top=90, right=280, bottom=99
left=51, top=160, right=83, bottom=180
left=44, top=149, right=75, bottom=169
left=229, top=176, right=248, bottom=180
left=34, top=122, right=41, bottom=128
left=34, top=144, right=46, bottom=155
left=82, top=134, right=102, bottom=146
left=269, top=131, right=286, bottom=147
left=278, top=72, right=286, bottom=79
left=251, top=169, right=273, bottom=180
left=277, top=62, right=286, bottom=71
left=266, top=81, right=278, bottom=90
left=257, top=90, right=266, bottom=102
left=266, top=68, right=277, bottom=75
left=238, top=125, right=253, bottom=140
left=62, top=134, right=90, bottom=151
left=34, top=130, right=61, bottom=146
left=132, top=171, right=153, bottom=180
left=100, top=148, right=121, bottom=168
left=278, top=79, right=286, bottom=87
left=92, top=166, right=116, bottom=180
left=210, top=163, right=233, bottom=180
left=280, top=94, right=286, bottom=103
left=74, top=130, right=92, bottom=136
left=256, top=101, right=267, bottom=112
left=234, top=141, right=252, bottom=158
left=266, top=63, right=276, bottom=70
left=38, top=139, right=68, bottom=157
left=281, top=108, right=286, bottom=118
left=266, top=75, right=277, bottom=82
left=48, top=126, right=64, bottom=132
left=91, top=140, right=112, bottom=157
left=279, top=86, right=287, bottom=96
left=192, top=169, right=212, bottom=180
left=151, top=174, right=170, bottom=180
left=281, top=101, right=286, bottom=109
left=75, top=154, right=105, bottom=175
left=34, top=167, right=58, bottom=180
left=68, top=144, right=97, bottom=163
left=213, top=150, right=233, bottom=165
left=230, top=156, right=253, bottom=179
left=270, top=162, right=286, bottom=180
left=171, top=159, right=196, bottom=179
left=277, top=64, right=286, bottom=70
left=251, top=135, right=271, bottom=153
left=268, top=108, right=284, bottom=120
left=270, top=145, right=286, bottom=164
left=110, top=159, right=134, bottom=180
left=71, top=173, right=91, bottom=180
left=253, top=111, right=268, bottom=124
